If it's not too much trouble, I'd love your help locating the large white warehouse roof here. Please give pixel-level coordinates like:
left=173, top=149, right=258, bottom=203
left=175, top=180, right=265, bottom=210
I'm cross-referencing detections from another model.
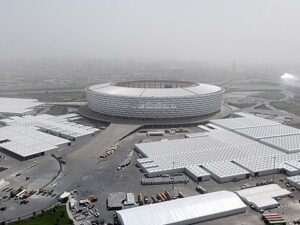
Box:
left=135, top=113, right=300, bottom=181
left=0, top=114, right=99, bottom=139
left=0, top=126, right=69, bottom=157
left=117, top=191, right=246, bottom=225
left=0, top=97, right=44, bottom=115
left=236, top=124, right=300, bottom=139
left=0, top=113, right=99, bottom=159
left=210, top=112, right=280, bottom=130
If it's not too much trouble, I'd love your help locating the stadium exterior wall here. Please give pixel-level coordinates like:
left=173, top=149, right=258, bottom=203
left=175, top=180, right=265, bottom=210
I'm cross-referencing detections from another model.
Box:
left=86, top=81, right=224, bottom=119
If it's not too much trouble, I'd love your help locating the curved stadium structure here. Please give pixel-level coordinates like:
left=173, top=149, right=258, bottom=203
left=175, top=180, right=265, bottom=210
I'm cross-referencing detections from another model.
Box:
left=86, top=80, right=224, bottom=120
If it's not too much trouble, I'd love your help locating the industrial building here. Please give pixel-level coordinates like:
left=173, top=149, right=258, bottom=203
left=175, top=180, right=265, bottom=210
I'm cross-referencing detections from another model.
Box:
left=212, top=112, right=300, bottom=154
left=135, top=113, right=300, bottom=182
left=116, top=191, right=246, bottom=225
left=86, top=80, right=224, bottom=119
left=286, top=175, right=300, bottom=190
left=0, top=97, right=44, bottom=116
left=0, top=113, right=99, bottom=140
left=0, top=126, right=70, bottom=159
left=235, top=184, right=290, bottom=211
left=0, top=113, right=99, bottom=159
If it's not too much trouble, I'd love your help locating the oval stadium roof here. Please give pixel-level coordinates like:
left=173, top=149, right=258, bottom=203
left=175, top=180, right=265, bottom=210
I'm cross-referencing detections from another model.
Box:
left=88, top=81, right=222, bottom=97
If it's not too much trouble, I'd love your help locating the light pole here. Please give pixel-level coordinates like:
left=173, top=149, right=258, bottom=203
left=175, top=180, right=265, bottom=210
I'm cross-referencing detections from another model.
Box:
left=273, top=156, right=276, bottom=183
left=172, top=161, right=175, bottom=190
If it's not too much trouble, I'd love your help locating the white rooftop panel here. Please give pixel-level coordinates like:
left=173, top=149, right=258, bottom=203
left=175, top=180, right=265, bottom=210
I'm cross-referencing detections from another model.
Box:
left=261, top=134, right=300, bottom=153
left=0, top=113, right=98, bottom=158
left=249, top=196, right=279, bottom=210
left=286, top=161, right=300, bottom=169
left=185, top=165, right=210, bottom=177
left=0, top=142, right=37, bottom=157
left=0, top=114, right=99, bottom=139
left=211, top=113, right=280, bottom=130
left=0, top=97, right=44, bottom=115
left=235, top=184, right=290, bottom=204
left=202, top=161, right=249, bottom=179
left=135, top=114, right=300, bottom=181
left=236, top=124, right=300, bottom=139
left=287, top=175, right=300, bottom=183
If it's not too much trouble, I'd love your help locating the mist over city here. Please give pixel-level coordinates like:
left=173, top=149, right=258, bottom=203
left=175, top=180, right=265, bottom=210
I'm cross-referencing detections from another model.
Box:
left=0, top=1, right=300, bottom=225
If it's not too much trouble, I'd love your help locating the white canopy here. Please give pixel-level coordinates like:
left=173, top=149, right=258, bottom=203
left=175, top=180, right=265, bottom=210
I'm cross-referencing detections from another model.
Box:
left=117, top=191, right=246, bottom=225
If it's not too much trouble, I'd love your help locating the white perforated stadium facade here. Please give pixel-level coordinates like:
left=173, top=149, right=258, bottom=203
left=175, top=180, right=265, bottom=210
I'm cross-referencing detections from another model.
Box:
left=86, top=80, right=224, bottom=119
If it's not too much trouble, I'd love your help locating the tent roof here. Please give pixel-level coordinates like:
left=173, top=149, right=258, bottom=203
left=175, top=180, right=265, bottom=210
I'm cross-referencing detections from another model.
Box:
left=117, top=191, right=246, bottom=225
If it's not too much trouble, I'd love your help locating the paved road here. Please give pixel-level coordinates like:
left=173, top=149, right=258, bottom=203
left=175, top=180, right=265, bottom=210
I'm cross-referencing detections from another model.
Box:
left=45, top=102, right=86, bottom=107
left=69, top=123, right=141, bottom=159
left=232, top=89, right=300, bottom=124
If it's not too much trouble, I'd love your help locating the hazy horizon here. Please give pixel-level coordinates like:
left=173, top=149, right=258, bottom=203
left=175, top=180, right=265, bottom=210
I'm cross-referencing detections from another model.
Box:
left=1, top=0, right=300, bottom=64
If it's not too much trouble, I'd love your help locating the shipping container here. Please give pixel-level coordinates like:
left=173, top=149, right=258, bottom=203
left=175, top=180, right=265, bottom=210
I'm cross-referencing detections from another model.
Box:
left=262, top=213, right=279, bottom=220
left=264, top=216, right=282, bottom=222
left=10, top=186, right=23, bottom=198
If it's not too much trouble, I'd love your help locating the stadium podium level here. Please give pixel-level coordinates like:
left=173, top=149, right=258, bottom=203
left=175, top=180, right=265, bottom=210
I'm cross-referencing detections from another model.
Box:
left=86, top=80, right=224, bottom=119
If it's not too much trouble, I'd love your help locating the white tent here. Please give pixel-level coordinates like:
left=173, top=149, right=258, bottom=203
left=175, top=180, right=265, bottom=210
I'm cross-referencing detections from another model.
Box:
left=235, top=184, right=290, bottom=210
left=117, top=191, right=246, bottom=225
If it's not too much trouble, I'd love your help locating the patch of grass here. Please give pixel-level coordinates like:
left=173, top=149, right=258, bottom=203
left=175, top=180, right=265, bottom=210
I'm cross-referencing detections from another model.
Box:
left=254, top=104, right=271, bottom=110
left=228, top=102, right=256, bottom=109
left=8, top=205, right=72, bottom=225
left=252, top=91, right=285, bottom=100
left=291, top=123, right=300, bottom=129
left=47, top=106, right=68, bottom=116
left=288, top=95, right=300, bottom=105
left=270, top=101, right=300, bottom=116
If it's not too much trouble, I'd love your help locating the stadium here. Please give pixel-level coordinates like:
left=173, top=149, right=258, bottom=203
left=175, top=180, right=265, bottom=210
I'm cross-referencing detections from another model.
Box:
left=84, top=80, right=224, bottom=121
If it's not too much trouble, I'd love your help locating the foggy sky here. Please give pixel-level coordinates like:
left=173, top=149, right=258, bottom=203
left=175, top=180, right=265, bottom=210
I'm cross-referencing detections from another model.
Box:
left=1, top=0, right=300, bottom=63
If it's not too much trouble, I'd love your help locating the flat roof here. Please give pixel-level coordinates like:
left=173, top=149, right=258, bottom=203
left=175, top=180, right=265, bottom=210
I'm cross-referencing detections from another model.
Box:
left=0, top=97, right=44, bottom=115
left=261, top=134, right=300, bottom=153
left=135, top=113, right=300, bottom=181
left=0, top=113, right=99, bottom=158
left=235, top=184, right=290, bottom=209
left=1, top=114, right=99, bottom=139
left=236, top=124, right=300, bottom=139
left=210, top=113, right=280, bottom=130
